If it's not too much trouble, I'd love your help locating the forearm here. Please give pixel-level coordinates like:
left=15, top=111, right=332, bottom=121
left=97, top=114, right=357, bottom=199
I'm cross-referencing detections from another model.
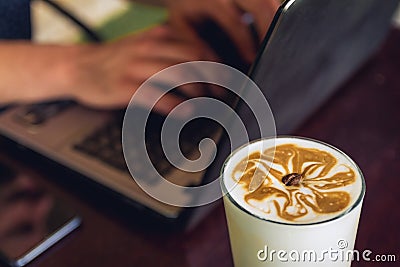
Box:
left=0, top=41, right=82, bottom=105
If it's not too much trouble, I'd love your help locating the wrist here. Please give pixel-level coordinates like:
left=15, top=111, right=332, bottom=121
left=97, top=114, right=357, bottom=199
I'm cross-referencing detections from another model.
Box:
left=16, top=43, right=86, bottom=102
left=51, top=44, right=89, bottom=100
left=62, top=43, right=102, bottom=103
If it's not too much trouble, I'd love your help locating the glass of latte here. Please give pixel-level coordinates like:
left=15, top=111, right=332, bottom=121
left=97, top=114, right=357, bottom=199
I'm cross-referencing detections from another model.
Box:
left=221, top=136, right=365, bottom=267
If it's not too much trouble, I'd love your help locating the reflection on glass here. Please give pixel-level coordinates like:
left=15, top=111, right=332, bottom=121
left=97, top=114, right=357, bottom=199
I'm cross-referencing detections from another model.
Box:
left=0, top=162, right=77, bottom=263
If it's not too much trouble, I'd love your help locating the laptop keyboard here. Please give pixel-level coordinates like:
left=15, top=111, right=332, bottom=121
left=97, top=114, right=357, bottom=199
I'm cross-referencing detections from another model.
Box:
left=11, top=101, right=220, bottom=183
left=73, top=111, right=219, bottom=182
left=73, top=117, right=128, bottom=172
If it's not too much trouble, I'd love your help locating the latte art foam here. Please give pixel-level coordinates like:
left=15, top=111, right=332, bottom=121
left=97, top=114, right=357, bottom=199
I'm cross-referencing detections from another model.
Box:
left=223, top=138, right=363, bottom=224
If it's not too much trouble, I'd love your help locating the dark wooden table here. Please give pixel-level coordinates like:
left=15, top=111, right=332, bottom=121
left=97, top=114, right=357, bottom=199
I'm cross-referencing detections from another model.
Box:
left=1, top=28, right=400, bottom=267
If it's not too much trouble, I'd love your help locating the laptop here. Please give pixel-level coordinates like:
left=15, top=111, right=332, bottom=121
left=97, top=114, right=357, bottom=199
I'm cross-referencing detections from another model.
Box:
left=0, top=0, right=398, bottom=226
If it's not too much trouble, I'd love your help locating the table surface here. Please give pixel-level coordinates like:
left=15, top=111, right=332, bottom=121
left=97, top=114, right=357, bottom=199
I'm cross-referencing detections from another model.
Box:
left=1, top=28, right=399, bottom=267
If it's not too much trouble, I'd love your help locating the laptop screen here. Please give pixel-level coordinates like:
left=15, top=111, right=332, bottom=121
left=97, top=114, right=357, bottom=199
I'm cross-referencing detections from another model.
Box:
left=201, top=0, right=399, bottom=204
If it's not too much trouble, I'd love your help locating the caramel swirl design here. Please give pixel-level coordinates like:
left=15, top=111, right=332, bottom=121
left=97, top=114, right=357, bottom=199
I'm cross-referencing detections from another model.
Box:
left=232, top=144, right=356, bottom=222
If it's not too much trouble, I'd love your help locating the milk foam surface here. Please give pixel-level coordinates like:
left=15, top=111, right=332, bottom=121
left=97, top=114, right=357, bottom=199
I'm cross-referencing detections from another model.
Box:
left=222, top=137, right=364, bottom=224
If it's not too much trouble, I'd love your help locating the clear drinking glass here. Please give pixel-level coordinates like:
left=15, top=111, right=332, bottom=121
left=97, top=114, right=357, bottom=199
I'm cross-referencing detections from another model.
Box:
left=221, top=136, right=365, bottom=267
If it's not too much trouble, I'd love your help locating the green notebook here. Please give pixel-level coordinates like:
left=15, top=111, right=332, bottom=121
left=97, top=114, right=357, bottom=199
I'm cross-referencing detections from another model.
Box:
left=81, top=2, right=167, bottom=42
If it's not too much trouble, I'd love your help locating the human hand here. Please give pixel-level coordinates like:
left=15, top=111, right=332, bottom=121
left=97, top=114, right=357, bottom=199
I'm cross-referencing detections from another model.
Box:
left=69, top=25, right=219, bottom=115
left=166, top=0, right=280, bottom=63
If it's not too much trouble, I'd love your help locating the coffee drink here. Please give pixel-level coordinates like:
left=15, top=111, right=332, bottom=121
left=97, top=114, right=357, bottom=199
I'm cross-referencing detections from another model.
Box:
left=221, top=137, right=365, bottom=266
